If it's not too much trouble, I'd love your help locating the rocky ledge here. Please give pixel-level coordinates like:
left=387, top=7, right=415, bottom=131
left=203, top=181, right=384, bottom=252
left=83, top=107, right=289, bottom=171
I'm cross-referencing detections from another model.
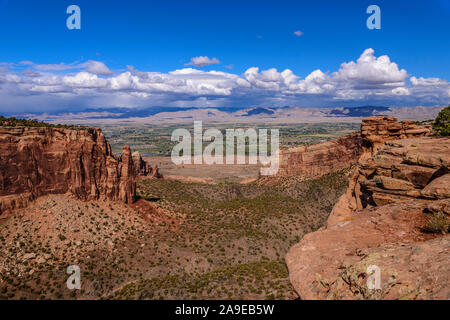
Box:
left=328, top=137, right=449, bottom=226
left=286, top=199, right=449, bottom=299
left=286, top=116, right=449, bottom=300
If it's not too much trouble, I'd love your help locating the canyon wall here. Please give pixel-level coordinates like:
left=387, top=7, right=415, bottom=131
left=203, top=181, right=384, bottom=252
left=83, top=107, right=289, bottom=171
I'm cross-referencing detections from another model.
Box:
left=263, top=116, right=431, bottom=181
left=0, top=126, right=136, bottom=215
left=262, top=132, right=364, bottom=180
left=286, top=116, right=450, bottom=299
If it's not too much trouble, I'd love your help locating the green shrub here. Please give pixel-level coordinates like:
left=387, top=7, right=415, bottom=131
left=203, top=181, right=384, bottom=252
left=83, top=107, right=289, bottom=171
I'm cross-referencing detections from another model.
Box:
left=433, top=106, right=450, bottom=136
left=0, top=116, right=86, bottom=129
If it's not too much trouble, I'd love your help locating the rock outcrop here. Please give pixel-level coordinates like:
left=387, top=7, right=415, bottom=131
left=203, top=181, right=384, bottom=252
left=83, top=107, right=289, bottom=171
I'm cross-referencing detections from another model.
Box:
left=263, top=116, right=431, bottom=181
left=328, top=117, right=434, bottom=227
left=286, top=199, right=450, bottom=299
left=360, top=116, right=432, bottom=159
left=285, top=116, right=449, bottom=300
left=0, top=126, right=136, bottom=215
left=262, top=132, right=364, bottom=180
left=132, top=151, right=162, bottom=179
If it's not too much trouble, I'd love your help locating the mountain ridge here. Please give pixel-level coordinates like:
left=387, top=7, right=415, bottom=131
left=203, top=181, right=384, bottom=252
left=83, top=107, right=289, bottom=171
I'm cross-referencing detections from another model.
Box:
left=10, top=105, right=445, bottom=125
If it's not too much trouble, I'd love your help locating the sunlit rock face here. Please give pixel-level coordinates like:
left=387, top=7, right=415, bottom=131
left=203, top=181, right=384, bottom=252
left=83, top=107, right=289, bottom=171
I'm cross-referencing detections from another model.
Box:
left=0, top=126, right=136, bottom=215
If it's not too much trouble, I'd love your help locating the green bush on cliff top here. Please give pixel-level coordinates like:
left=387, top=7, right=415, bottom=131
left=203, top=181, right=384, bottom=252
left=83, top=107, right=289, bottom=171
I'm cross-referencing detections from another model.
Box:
left=433, top=106, right=450, bottom=136
left=0, top=116, right=84, bottom=129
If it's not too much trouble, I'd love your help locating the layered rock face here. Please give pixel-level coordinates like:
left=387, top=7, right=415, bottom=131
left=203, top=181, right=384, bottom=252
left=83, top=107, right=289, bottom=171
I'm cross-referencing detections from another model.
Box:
left=262, top=116, right=430, bottom=181
left=360, top=116, right=431, bottom=158
left=286, top=116, right=449, bottom=300
left=264, top=132, right=364, bottom=180
left=328, top=117, right=434, bottom=226
left=0, top=126, right=136, bottom=215
left=132, top=151, right=162, bottom=179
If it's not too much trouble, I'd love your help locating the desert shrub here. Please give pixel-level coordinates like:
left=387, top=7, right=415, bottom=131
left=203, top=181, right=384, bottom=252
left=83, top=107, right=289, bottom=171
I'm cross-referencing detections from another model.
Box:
left=433, top=106, right=450, bottom=136
left=425, top=211, right=449, bottom=234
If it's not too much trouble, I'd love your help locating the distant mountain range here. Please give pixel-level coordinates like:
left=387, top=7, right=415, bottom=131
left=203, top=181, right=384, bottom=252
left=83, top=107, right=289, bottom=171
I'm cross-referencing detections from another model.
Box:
left=11, top=105, right=445, bottom=125
left=328, top=106, right=391, bottom=117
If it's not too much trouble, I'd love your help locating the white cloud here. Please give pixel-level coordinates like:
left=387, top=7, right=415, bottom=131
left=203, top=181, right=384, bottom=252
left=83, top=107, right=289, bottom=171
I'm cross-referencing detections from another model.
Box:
left=185, top=56, right=220, bottom=67
left=0, top=49, right=448, bottom=113
left=82, top=60, right=113, bottom=75
left=332, top=48, right=408, bottom=88
left=15, top=60, right=113, bottom=75
left=293, top=30, right=303, bottom=36
left=410, top=76, right=448, bottom=86
left=392, top=87, right=410, bottom=96
left=63, top=72, right=108, bottom=88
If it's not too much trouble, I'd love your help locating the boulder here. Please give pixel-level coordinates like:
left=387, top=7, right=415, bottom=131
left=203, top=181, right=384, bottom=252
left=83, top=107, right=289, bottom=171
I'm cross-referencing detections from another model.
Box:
left=421, top=174, right=450, bottom=199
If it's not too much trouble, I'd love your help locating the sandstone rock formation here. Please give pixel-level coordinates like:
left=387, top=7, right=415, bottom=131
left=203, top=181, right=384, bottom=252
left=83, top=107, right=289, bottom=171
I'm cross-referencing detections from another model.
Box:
left=0, top=126, right=136, bottom=215
left=328, top=117, right=435, bottom=227
left=360, top=116, right=432, bottom=159
left=261, top=116, right=431, bottom=181
left=286, top=199, right=449, bottom=299
left=262, top=132, right=364, bottom=180
left=132, top=151, right=162, bottom=179
left=286, top=116, right=448, bottom=300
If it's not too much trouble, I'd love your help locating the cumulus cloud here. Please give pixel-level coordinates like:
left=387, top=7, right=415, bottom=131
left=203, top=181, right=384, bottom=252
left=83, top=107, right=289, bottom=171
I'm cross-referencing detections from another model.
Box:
left=333, top=48, right=408, bottom=88
left=185, top=56, right=220, bottom=67
left=293, top=30, right=303, bottom=36
left=0, top=49, right=448, bottom=113
left=81, top=60, right=113, bottom=75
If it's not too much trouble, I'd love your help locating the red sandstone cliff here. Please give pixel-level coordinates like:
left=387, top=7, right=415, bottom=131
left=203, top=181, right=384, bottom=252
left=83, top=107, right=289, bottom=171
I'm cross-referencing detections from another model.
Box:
left=263, top=116, right=432, bottom=182
left=132, top=151, right=162, bottom=179
left=327, top=116, right=433, bottom=226
left=260, top=132, right=364, bottom=180
left=0, top=126, right=136, bottom=215
left=285, top=117, right=449, bottom=300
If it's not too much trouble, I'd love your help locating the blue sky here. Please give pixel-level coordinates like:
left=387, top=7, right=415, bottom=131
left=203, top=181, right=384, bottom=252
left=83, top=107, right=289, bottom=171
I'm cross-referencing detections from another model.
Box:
left=0, top=0, right=449, bottom=113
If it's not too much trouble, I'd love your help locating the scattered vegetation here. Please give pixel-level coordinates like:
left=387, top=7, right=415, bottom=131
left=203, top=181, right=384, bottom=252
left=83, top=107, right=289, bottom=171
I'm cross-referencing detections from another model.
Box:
left=0, top=116, right=86, bottom=129
left=0, top=169, right=349, bottom=300
left=110, top=259, right=289, bottom=300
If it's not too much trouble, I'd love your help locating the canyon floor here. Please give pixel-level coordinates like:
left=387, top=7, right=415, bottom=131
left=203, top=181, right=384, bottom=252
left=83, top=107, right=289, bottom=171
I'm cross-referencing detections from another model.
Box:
left=0, top=169, right=349, bottom=299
